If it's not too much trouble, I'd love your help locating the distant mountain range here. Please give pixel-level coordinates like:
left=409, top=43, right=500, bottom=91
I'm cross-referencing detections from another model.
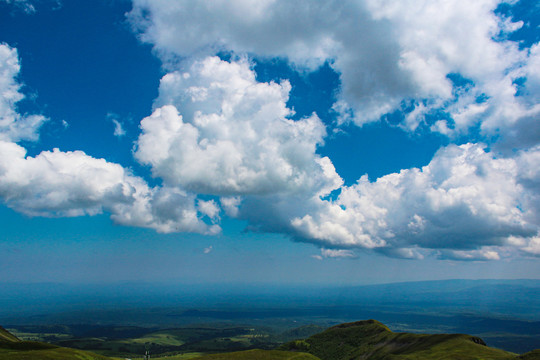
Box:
left=2, top=279, right=539, bottom=317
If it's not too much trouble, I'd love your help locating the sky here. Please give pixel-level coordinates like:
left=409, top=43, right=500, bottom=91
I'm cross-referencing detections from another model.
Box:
left=0, top=0, right=539, bottom=286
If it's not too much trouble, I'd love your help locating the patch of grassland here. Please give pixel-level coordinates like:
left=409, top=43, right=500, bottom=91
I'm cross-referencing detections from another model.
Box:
left=125, top=332, right=186, bottom=346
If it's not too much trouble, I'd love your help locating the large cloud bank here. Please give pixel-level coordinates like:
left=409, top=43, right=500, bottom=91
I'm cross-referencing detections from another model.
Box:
left=129, top=0, right=540, bottom=141
left=125, top=0, right=540, bottom=259
left=1, top=0, right=540, bottom=260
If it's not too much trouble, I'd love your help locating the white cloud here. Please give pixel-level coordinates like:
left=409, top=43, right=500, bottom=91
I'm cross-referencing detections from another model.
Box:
left=438, top=248, right=502, bottom=261
left=134, top=56, right=342, bottom=196
left=220, top=196, right=242, bottom=218
left=0, top=141, right=140, bottom=217
left=124, top=52, right=540, bottom=260
left=197, top=199, right=220, bottom=220
left=123, top=1, right=540, bottom=260
left=522, top=236, right=540, bottom=256
left=128, top=0, right=411, bottom=122
left=320, top=248, right=357, bottom=259
left=0, top=141, right=218, bottom=234
left=357, top=0, right=537, bottom=139
left=310, top=249, right=357, bottom=260
left=0, top=44, right=47, bottom=142
left=112, top=185, right=221, bottom=235
left=203, top=245, right=213, bottom=254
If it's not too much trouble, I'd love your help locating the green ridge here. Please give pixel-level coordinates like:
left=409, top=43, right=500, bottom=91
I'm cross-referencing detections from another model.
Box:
left=280, top=319, right=522, bottom=360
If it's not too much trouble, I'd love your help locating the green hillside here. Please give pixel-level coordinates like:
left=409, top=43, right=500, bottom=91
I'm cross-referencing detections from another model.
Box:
left=280, top=319, right=523, bottom=360
left=192, top=349, right=320, bottom=359
left=2, top=320, right=539, bottom=360
left=0, top=326, right=20, bottom=343
left=0, top=327, right=114, bottom=360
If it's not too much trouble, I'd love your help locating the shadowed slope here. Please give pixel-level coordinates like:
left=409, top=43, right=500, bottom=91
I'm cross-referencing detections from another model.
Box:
left=0, top=326, right=20, bottom=343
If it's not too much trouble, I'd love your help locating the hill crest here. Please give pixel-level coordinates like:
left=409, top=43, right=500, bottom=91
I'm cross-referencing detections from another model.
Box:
left=282, top=319, right=521, bottom=360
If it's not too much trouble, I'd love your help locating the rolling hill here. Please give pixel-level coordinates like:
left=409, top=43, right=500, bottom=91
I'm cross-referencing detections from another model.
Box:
left=2, top=320, right=540, bottom=359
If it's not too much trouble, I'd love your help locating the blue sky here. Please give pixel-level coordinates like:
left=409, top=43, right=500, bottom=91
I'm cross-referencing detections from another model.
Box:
left=0, top=0, right=539, bottom=285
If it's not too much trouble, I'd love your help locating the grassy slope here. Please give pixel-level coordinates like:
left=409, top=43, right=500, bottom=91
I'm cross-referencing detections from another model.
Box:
left=192, top=349, right=320, bottom=359
left=0, top=326, right=20, bottom=343
left=0, top=327, right=115, bottom=360
left=282, top=319, right=520, bottom=360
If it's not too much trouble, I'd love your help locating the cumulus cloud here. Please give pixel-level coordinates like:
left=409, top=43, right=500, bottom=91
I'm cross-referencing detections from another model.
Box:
left=129, top=0, right=540, bottom=144
left=0, top=141, right=218, bottom=234
left=291, top=143, right=540, bottom=259
left=135, top=56, right=342, bottom=196
left=0, top=141, right=142, bottom=217
left=128, top=0, right=410, bottom=122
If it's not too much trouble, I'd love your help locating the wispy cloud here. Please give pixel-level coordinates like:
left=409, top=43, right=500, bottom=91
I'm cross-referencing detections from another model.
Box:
left=107, top=113, right=126, bottom=137
left=1, top=0, right=36, bottom=14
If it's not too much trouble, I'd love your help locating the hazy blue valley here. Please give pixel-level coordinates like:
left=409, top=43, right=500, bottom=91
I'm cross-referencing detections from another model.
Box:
left=2, top=279, right=539, bottom=358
